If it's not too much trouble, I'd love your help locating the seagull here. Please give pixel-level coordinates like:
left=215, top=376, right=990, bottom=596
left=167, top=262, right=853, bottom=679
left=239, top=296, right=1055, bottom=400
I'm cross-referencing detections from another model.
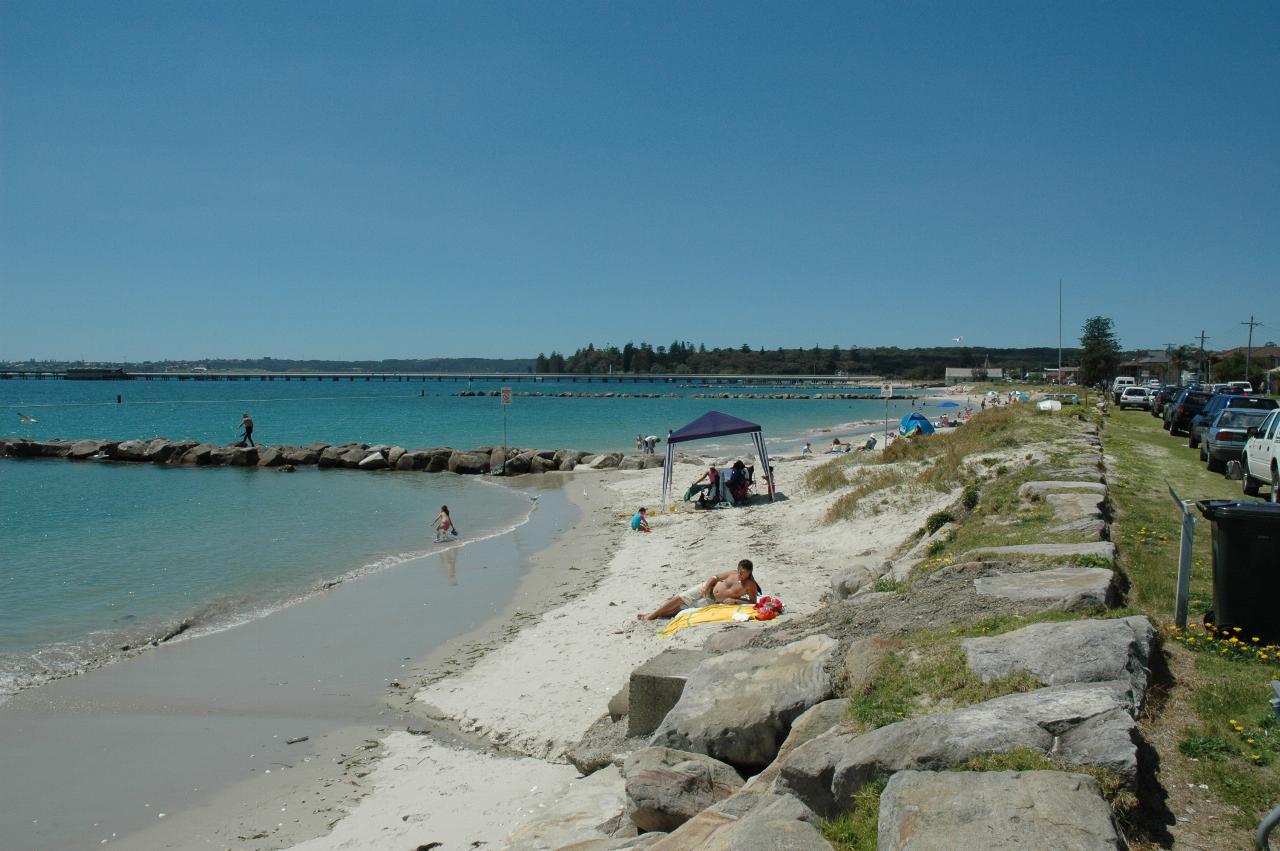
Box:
left=952, top=336, right=964, bottom=345
left=17, top=412, right=38, bottom=424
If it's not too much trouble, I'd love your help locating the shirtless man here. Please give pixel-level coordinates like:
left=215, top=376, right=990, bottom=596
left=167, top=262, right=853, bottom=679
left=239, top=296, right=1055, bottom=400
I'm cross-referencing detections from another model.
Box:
left=637, top=559, right=760, bottom=620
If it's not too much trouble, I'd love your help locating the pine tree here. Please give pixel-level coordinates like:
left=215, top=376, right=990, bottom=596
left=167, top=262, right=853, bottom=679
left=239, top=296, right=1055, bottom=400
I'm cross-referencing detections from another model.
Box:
left=1079, top=317, right=1121, bottom=386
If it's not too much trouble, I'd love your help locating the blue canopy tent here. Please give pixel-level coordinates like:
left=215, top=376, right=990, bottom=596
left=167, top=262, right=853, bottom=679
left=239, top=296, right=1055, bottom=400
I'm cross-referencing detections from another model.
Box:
left=937, top=401, right=961, bottom=408
left=899, top=411, right=936, bottom=436
left=661, top=411, right=775, bottom=507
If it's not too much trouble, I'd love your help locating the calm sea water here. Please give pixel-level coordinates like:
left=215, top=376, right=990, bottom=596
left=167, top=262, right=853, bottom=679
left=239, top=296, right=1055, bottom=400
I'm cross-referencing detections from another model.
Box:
left=0, top=377, right=936, bottom=700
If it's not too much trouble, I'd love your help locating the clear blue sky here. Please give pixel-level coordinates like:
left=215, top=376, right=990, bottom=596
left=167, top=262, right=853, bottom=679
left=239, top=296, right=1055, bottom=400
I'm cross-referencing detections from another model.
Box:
left=2, top=1, right=1277, bottom=361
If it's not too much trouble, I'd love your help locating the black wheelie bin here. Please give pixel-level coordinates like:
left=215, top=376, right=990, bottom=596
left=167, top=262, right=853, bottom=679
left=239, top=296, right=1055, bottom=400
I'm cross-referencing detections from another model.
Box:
left=1195, top=500, right=1280, bottom=643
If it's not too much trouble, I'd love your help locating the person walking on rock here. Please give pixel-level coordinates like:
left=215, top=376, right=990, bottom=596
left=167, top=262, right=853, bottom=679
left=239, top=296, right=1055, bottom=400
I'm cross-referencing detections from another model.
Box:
left=239, top=412, right=255, bottom=447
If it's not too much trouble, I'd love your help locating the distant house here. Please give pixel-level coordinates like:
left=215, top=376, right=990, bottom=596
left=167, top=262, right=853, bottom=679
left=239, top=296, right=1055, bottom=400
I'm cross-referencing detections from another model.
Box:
left=1043, top=366, right=1079, bottom=384
left=1117, top=351, right=1171, bottom=382
left=1215, top=346, right=1280, bottom=372
left=944, top=367, right=1005, bottom=384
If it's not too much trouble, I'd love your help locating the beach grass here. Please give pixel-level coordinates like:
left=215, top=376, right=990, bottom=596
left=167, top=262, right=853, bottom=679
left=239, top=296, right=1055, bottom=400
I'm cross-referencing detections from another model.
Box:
left=823, top=467, right=909, bottom=523
left=820, top=780, right=884, bottom=851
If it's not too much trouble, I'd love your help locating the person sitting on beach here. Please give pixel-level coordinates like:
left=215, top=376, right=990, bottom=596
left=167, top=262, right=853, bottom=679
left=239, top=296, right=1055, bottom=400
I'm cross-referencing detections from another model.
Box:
left=433, top=505, right=456, bottom=542
left=630, top=507, right=651, bottom=532
left=829, top=437, right=849, bottom=453
left=726, top=460, right=751, bottom=505
left=687, top=466, right=720, bottom=503
left=637, top=559, right=760, bottom=620
left=801, top=442, right=813, bottom=456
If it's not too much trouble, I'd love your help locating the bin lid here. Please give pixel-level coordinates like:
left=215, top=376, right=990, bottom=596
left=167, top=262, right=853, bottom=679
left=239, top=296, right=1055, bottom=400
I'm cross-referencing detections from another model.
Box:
left=1195, top=499, right=1280, bottom=522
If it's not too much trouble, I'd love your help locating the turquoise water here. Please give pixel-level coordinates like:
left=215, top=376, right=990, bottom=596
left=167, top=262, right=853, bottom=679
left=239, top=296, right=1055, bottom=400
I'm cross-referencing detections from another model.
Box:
left=0, top=377, right=938, bottom=700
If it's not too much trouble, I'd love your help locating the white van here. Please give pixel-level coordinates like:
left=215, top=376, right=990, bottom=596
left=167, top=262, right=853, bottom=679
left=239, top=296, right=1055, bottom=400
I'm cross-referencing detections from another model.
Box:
left=1111, top=377, right=1135, bottom=403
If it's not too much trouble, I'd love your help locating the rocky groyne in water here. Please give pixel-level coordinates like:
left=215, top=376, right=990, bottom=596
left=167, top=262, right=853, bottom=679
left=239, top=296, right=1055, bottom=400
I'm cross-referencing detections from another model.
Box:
left=0, top=438, right=670, bottom=475
left=455, top=390, right=917, bottom=400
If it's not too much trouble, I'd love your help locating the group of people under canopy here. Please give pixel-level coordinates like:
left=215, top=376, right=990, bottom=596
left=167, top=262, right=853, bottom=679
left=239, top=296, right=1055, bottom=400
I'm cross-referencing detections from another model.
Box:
left=662, top=411, right=776, bottom=509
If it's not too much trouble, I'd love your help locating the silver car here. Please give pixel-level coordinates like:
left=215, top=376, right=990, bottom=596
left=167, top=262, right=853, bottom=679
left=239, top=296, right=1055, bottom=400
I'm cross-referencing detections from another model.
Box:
left=1202, top=408, right=1272, bottom=473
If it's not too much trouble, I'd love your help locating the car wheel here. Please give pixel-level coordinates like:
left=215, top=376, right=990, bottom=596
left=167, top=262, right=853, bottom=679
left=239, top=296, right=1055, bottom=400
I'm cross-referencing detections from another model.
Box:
left=1242, top=456, right=1260, bottom=496
left=1272, top=465, right=1279, bottom=504
left=1199, top=444, right=1208, bottom=463
left=1162, top=421, right=1171, bottom=431
left=1188, top=433, right=1199, bottom=449
left=1207, top=454, right=1224, bottom=473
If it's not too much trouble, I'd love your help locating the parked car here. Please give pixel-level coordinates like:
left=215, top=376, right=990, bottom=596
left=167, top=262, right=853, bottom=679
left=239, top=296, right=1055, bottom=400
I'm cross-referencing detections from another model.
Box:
left=1227, top=381, right=1252, bottom=394
left=1242, top=408, right=1280, bottom=501
left=1201, top=408, right=1273, bottom=473
left=1117, top=387, right=1151, bottom=409
left=1165, top=388, right=1212, bottom=436
left=1189, top=394, right=1278, bottom=449
left=1111, top=376, right=1136, bottom=403
left=1152, top=385, right=1182, bottom=419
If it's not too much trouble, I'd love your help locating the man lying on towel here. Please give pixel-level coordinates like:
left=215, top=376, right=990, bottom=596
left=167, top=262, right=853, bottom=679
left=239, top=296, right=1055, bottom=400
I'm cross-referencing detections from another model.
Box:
left=637, top=559, right=760, bottom=620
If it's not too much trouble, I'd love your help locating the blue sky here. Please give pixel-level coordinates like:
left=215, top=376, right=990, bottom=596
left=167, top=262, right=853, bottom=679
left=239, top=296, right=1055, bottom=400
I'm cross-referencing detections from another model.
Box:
left=2, top=1, right=1277, bottom=361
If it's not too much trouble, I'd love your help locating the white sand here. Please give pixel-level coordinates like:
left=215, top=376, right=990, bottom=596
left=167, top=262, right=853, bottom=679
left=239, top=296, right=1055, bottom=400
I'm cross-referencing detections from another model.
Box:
left=289, top=456, right=956, bottom=849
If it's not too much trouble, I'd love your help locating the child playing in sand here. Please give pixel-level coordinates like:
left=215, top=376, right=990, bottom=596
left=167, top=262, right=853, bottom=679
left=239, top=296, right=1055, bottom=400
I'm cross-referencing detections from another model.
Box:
left=630, top=507, right=651, bottom=533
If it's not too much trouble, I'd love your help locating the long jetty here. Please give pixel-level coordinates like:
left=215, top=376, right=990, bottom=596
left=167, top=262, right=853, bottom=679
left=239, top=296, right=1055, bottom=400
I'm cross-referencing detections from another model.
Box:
left=0, top=369, right=885, bottom=386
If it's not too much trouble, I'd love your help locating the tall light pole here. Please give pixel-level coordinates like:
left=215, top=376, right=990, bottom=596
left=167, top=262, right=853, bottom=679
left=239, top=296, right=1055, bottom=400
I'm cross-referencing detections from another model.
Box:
left=1057, top=280, right=1063, bottom=382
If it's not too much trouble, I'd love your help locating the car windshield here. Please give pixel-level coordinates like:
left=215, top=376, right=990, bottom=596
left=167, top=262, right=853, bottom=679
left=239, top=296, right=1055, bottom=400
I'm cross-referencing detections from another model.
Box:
left=1217, top=410, right=1269, bottom=429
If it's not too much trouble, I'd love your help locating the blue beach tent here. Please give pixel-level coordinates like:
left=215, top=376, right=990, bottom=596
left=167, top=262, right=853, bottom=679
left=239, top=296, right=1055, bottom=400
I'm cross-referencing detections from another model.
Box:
left=661, top=411, right=775, bottom=506
left=899, top=411, right=936, bottom=436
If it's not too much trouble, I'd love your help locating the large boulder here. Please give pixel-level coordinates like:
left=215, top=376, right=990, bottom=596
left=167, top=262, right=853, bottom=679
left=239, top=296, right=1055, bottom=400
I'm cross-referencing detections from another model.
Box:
left=1045, top=492, right=1105, bottom=522
left=966, top=542, right=1116, bottom=564
left=256, top=446, right=285, bottom=467
left=775, top=681, right=1137, bottom=817
left=228, top=446, right=259, bottom=466
left=489, top=446, right=508, bottom=473
left=589, top=452, right=624, bottom=470
left=973, top=566, right=1116, bottom=612
left=650, top=635, right=839, bottom=772
left=281, top=445, right=320, bottom=465
left=645, top=793, right=832, bottom=851
left=318, top=444, right=361, bottom=468
left=505, top=766, right=631, bottom=851
left=878, top=770, right=1124, bottom=850
left=963, top=616, right=1154, bottom=710
left=206, top=447, right=235, bottom=466
left=139, top=439, right=177, bottom=463
left=830, top=564, right=880, bottom=601
left=448, top=451, right=489, bottom=474
left=386, top=446, right=406, bottom=467
left=395, top=450, right=426, bottom=471
left=556, top=449, right=584, bottom=471
left=1018, top=481, right=1108, bottom=498
left=358, top=450, right=388, bottom=470
left=530, top=454, right=558, bottom=474
left=178, top=443, right=216, bottom=466
left=68, top=439, right=116, bottom=460
left=111, top=440, right=151, bottom=461
left=424, top=449, right=451, bottom=473
left=619, top=456, right=646, bottom=470
left=623, top=747, right=744, bottom=833
left=338, top=446, right=367, bottom=468
left=503, top=452, right=533, bottom=475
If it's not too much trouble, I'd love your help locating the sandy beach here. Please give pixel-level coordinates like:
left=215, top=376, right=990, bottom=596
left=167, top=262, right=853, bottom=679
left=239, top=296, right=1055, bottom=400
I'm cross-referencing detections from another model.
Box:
left=195, top=439, right=961, bottom=850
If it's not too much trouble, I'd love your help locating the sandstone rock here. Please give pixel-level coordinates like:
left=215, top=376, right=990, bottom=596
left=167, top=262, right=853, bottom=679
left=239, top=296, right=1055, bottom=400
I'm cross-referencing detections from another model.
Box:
left=701, top=624, right=767, bottom=653
left=609, top=683, right=630, bottom=722
left=974, top=566, right=1116, bottom=611
left=843, top=638, right=901, bottom=696
left=425, top=449, right=450, bottom=473
left=256, top=446, right=284, bottom=467
left=358, top=450, right=388, bottom=470
left=228, top=446, right=258, bottom=466
left=1049, top=517, right=1108, bottom=540
left=179, top=443, right=216, bottom=465
left=530, top=454, right=556, bottom=474
left=1018, top=478, right=1111, bottom=499
left=831, top=564, right=879, bottom=601
left=556, top=449, right=584, bottom=471
left=111, top=439, right=151, bottom=461
left=650, top=635, right=838, bottom=772
left=207, top=447, right=234, bottom=466
left=338, top=447, right=367, bottom=468
left=304, top=441, right=329, bottom=452
left=141, top=439, right=179, bottom=463
left=967, top=541, right=1116, bottom=564
left=281, top=446, right=320, bottom=465
left=775, top=681, right=1137, bottom=817
left=963, top=616, right=1154, bottom=709
left=489, top=446, right=508, bottom=473
left=619, top=456, right=646, bottom=470
left=318, top=444, right=358, bottom=468
left=447, top=450, right=489, bottom=474
left=629, top=650, right=712, bottom=738
left=645, top=793, right=830, bottom=851
left=639, top=455, right=665, bottom=469
left=68, top=439, right=116, bottom=459
left=590, top=452, right=623, bottom=470
left=506, top=766, right=629, bottom=851
left=878, top=770, right=1124, bottom=850
left=386, top=446, right=405, bottom=467
left=568, top=714, right=646, bottom=776
left=504, top=452, right=533, bottom=475
left=1045, top=491, right=1105, bottom=522
left=623, top=747, right=744, bottom=832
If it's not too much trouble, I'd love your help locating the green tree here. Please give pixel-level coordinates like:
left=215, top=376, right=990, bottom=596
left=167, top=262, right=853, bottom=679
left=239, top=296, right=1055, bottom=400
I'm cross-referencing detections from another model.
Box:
left=1079, top=317, right=1121, bottom=386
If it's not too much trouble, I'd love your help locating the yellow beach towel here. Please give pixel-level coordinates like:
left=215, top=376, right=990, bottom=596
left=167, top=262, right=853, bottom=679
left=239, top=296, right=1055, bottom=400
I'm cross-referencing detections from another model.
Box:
left=659, top=604, right=757, bottom=637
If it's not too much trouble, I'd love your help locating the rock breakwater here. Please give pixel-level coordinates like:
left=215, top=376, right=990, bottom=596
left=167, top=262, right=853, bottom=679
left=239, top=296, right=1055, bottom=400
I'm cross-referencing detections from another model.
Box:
left=0, top=438, right=667, bottom=476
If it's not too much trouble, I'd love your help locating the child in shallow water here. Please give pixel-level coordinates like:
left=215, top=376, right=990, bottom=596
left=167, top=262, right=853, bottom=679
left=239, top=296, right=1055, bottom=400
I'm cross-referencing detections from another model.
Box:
left=433, top=505, right=457, bottom=542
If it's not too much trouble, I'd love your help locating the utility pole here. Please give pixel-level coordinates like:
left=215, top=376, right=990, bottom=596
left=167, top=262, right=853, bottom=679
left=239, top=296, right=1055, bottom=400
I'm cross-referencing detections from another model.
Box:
left=1196, top=331, right=1210, bottom=385
left=1241, top=315, right=1262, bottom=386
left=1162, top=342, right=1177, bottom=384
left=1057, top=280, right=1063, bottom=380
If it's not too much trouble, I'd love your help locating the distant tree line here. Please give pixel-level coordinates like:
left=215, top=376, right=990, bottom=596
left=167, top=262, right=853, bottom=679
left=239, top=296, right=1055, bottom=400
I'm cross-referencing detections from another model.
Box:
left=533, top=343, right=1087, bottom=379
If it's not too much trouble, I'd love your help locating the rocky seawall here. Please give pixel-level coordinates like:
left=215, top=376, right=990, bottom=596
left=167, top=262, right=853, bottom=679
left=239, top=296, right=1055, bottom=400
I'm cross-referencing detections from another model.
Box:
left=0, top=438, right=669, bottom=475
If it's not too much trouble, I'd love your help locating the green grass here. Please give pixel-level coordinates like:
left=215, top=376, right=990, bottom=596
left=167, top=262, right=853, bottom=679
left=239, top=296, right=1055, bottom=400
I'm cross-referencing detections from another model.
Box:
left=821, top=780, right=884, bottom=851
left=1103, top=409, right=1280, bottom=830
left=955, top=748, right=1138, bottom=827
left=846, top=628, right=1044, bottom=729
left=823, top=467, right=909, bottom=523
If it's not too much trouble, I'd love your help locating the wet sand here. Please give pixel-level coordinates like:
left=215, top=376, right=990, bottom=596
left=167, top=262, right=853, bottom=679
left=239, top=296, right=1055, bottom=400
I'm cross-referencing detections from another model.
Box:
left=0, top=477, right=604, bottom=850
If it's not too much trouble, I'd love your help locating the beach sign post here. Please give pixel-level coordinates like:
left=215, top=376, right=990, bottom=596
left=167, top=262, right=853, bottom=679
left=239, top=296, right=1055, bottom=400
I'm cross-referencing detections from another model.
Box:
left=881, top=382, right=892, bottom=442
left=500, top=387, right=512, bottom=474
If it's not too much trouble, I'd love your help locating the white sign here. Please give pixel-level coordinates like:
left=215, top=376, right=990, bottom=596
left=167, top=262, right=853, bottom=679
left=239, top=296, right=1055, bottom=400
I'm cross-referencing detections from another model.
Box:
left=500, top=387, right=513, bottom=405
left=880, top=383, right=893, bottom=398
